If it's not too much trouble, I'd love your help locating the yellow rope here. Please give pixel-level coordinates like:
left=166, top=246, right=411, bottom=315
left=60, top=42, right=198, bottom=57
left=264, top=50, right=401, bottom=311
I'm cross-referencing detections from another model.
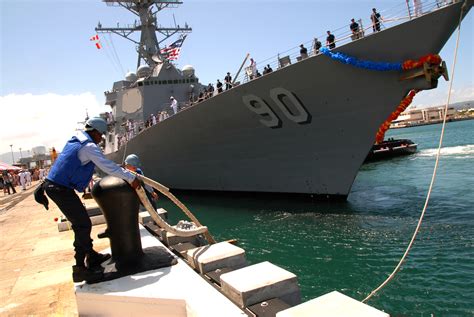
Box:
left=363, top=2, right=466, bottom=303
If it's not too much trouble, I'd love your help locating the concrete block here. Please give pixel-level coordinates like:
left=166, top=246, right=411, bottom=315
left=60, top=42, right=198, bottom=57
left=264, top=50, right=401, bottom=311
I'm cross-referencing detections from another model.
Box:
left=185, top=242, right=246, bottom=273
left=58, top=215, right=106, bottom=232
left=139, top=211, right=152, bottom=224
left=86, top=206, right=102, bottom=217
left=139, top=209, right=168, bottom=225
left=220, top=261, right=301, bottom=308
left=170, top=242, right=198, bottom=256
left=76, top=225, right=247, bottom=317
left=165, top=231, right=199, bottom=246
left=157, top=208, right=168, bottom=219
left=276, top=291, right=390, bottom=317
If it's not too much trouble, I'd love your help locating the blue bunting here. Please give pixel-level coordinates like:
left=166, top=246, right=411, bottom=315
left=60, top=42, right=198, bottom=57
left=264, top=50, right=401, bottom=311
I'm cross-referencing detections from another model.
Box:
left=320, top=47, right=402, bottom=71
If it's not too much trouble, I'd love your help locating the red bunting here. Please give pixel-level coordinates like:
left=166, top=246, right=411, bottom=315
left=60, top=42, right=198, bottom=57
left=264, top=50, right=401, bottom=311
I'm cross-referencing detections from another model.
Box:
left=402, top=54, right=441, bottom=70
left=375, top=90, right=418, bottom=144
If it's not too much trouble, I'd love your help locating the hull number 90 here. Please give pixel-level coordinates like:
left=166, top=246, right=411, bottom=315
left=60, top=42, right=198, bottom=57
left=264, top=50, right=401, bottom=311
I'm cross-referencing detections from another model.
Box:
left=243, top=88, right=311, bottom=128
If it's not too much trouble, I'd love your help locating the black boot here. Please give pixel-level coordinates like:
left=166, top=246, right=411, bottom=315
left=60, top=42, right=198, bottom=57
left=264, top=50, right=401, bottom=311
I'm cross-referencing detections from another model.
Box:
left=72, top=265, right=104, bottom=283
left=86, top=251, right=111, bottom=268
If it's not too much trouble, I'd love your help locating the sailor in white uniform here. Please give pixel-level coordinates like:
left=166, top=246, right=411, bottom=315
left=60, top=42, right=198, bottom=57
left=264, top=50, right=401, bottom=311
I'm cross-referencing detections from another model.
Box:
left=170, top=96, right=178, bottom=115
left=26, top=170, right=32, bottom=186
left=19, top=170, right=27, bottom=190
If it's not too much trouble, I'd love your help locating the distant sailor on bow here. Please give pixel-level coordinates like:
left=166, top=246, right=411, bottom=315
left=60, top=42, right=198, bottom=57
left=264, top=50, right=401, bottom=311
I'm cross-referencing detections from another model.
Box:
left=224, top=72, right=232, bottom=90
left=44, top=117, right=140, bottom=283
left=170, top=96, right=178, bottom=115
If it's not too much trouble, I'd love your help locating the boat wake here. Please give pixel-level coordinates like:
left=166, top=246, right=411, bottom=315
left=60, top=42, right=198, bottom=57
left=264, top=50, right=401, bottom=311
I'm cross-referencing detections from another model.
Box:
left=417, top=144, right=474, bottom=158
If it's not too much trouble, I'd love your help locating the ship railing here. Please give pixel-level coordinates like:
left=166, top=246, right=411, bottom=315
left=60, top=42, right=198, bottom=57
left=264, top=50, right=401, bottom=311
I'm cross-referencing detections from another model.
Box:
left=229, top=0, right=455, bottom=85
left=112, top=0, right=455, bottom=150
left=114, top=102, right=184, bottom=149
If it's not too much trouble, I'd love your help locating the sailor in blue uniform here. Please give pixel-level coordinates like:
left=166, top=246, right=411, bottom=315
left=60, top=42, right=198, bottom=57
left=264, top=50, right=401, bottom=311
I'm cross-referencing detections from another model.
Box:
left=45, top=117, right=140, bottom=283
left=124, top=154, right=159, bottom=210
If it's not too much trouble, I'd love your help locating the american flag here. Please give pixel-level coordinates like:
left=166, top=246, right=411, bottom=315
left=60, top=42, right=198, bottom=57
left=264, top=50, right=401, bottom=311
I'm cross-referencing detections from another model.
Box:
left=160, top=35, right=187, bottom=61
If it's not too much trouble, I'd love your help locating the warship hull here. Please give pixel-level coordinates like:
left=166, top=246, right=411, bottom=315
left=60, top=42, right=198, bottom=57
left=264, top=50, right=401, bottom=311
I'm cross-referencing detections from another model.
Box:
left=106, top=2, right=471, bottom=198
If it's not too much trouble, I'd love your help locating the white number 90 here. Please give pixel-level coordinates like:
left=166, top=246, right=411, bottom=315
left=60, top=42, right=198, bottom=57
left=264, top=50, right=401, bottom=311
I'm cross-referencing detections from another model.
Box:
left=243, top=88, right=311, bottom=128
left=242, top=94, right=282, bottom=128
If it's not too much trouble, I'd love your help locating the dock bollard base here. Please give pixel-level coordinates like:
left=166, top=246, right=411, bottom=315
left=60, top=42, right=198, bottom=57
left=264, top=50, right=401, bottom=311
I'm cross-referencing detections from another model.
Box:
left=84, top=246, right=177, bottom=284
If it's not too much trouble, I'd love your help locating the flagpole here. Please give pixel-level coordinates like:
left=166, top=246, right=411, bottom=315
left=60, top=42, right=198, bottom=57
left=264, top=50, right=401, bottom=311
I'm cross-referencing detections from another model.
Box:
left=233, top=53, right=250, bottom=85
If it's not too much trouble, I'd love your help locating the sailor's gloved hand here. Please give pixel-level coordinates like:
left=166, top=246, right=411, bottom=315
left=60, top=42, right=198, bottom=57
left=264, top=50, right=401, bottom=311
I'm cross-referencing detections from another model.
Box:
left=130, top=177, right=141, bottom=190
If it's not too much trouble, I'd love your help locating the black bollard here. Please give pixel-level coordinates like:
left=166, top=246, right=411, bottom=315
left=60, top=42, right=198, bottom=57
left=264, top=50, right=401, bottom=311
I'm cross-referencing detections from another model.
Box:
left=92, top=176, right=143, bottom=268
left=89, top=175, right=177, bottom=284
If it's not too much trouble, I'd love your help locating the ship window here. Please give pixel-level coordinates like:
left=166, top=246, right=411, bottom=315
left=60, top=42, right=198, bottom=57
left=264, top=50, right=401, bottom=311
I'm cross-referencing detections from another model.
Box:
left=168, top=80, right=172, bottom=84
left=174, top=80, right=178, bottom=84
left=158, top=80, right=162, bottom=85
left=190, top=78, right=195, bottom=83
left=144, top=81, right=149, bottom=86
left=138, top=82, right=143, bottom=86
left=186, top=79, right=189, bottom=83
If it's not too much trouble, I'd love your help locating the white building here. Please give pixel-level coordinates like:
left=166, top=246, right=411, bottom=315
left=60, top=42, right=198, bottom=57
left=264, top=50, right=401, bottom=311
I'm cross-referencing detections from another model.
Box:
left=391, top=106, right=456, bottom=128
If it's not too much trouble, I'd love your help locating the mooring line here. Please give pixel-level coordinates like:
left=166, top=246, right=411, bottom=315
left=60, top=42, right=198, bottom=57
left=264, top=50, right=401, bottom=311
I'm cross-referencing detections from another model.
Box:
left=363, top=2, right=466, bottom=303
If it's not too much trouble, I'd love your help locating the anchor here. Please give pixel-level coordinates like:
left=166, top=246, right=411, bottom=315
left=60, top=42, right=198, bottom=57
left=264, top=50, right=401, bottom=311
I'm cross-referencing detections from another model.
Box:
left=399, top=60, right=449, bottom=88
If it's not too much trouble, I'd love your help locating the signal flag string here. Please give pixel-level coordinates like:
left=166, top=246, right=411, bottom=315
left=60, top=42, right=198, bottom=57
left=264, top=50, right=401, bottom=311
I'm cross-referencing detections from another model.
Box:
left=94, top=34, right=122, bottom=76
left=90, top=34, right=102, bottom=49
left=108, top=33, right=126, bottom=76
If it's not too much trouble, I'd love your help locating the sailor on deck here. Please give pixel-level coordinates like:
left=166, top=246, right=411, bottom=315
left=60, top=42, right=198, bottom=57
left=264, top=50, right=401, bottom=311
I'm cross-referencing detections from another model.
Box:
left=44, top=117, right=140, bottom=283
left=170, top=96, right=178, bottom=115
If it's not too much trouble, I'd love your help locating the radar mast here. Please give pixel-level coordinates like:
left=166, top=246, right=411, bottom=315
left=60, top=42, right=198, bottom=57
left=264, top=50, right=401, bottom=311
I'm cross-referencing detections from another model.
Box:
left=96, top=0, right=192, bottom=69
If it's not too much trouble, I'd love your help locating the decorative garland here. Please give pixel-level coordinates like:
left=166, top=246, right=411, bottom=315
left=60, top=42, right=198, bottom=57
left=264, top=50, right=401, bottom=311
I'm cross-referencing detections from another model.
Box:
left=320, top=47, right=441, bottom=72
left=402, top=54, right=442, bottom=70
left=375, top=90, right=418, bottom=144
left=320, top=47, right=402, bottom=71
left=319, top=48, right=440, bottom=144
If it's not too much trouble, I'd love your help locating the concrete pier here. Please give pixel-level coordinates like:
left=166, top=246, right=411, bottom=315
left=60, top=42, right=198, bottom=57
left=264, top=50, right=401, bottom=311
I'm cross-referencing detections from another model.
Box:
left=0, top=182, right=108, bottom=315
left=0, top=185, right=391, bottom=316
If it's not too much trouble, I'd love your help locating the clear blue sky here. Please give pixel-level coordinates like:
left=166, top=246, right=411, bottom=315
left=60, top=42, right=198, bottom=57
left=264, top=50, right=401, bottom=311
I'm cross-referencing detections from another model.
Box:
left=0, top=0, right=473, bottom=155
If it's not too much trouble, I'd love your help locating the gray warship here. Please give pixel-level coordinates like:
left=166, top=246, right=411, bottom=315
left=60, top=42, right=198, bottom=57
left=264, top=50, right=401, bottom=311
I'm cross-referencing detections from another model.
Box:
left=98, top=0, right=472, bottom=199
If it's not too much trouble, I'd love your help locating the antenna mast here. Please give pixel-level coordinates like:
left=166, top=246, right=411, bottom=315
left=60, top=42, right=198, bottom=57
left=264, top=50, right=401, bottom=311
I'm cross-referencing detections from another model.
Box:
left=96, top=0, right=192, bottom=69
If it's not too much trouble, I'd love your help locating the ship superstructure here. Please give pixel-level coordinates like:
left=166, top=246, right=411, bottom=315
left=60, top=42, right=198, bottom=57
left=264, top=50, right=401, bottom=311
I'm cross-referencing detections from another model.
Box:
left=98, top=0, right=472, bottom=199
left=97, top=0, right=202, bottom=153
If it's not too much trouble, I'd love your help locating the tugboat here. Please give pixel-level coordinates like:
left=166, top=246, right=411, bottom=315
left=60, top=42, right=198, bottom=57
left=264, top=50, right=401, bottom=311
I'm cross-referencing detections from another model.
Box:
left=364, top=138, right=418, bottom=163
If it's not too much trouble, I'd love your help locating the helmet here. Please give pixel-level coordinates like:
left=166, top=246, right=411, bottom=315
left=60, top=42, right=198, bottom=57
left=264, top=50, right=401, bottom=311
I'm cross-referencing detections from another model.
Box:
left=85, top=117, right=108, bottom=134
left=124, top=154, right=141, bottom=168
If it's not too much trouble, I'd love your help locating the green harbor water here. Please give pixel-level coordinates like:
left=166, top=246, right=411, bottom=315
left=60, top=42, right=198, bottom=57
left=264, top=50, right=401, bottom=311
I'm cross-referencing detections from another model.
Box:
left=161, top=119, right=474, bottom=316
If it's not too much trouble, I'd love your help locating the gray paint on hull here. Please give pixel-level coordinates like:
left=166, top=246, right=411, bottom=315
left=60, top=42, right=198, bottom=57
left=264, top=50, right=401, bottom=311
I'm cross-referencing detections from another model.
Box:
left=107, top=2, right=471, bottom=197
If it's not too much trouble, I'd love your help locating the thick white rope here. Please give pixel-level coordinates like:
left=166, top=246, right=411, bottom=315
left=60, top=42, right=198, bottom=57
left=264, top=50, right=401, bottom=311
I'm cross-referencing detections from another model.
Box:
left=132, top=172, right=216, bottom=244
left=363, top=2, right=466, bottom=303
left=135, top=186, right=208, bottom=237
